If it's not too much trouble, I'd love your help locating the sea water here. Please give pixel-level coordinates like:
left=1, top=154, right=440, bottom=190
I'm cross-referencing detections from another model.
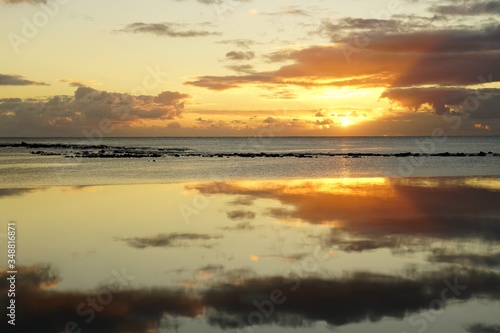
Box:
left=0, top=136, right=499, bottom=186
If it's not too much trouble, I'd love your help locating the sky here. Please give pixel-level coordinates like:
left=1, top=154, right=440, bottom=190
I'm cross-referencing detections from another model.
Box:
left=0, top=0, right=499, bottom=136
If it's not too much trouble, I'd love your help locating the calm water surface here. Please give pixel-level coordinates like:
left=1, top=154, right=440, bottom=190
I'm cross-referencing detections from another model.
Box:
left=1, top=177, right=499, bottom=333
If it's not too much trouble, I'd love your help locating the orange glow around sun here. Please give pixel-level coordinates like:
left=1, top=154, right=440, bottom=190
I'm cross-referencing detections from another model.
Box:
left=340, top=118, right=352, bottom=127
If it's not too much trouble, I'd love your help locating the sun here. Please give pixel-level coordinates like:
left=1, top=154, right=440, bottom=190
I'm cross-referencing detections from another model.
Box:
left=340, top=118, right=352, bottom=127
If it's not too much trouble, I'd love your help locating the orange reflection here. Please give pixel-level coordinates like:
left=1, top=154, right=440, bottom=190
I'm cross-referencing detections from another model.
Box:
left=188, top=177, right=500, bottom=241
left=188, top=178, right=418, bottom=226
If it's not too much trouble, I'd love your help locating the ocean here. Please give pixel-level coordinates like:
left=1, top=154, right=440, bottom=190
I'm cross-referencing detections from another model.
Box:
left=0, top=136, right=499, bottom=187
left=1, top=137, right=500, bottom=333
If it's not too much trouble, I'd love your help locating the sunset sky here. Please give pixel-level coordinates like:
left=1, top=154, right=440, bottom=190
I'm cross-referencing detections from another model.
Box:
left=1, top=0, right=499, bottom=136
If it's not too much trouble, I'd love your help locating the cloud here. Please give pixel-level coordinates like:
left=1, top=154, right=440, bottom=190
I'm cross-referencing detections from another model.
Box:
left=0, top=87, right=190, bottom=136
left=0, top=265, right=201, bottom=333
left=0, top=264, right=59, bottom=291
left=185, top=72, right=274, bottom=91
left=381, top=87, right=500, bottom=118
left=155, top=90, right=190, bottom=105
left=429, top=250, right=500, bottom=268
left=0, top=74, right=48, bottom=86
left=119, top=233, right=223, bottom=249
left=167, top=121, right=182, bottom=128
left=467, top=323, right=500, bottom=333
left=226, top=64, right=256, bottom=73
left=1, top=0, right=251, bottom=5
left=226, top=210, right=256, bottom=220
left=203, top=268, right=500, bottom=329
left=260, top=89, right=297, bottom=99
left=319, top=18, right=416, bottom=40
left=117, top=22, right=220, bottom=37
left=0, top=98, right=22, bottom=103
left=313, top=118, right=334, bottom=126
left=58, top=78, right=99, bottom=88
left=250, top=6, right=310, bottom=16
left=3, top=263, right=500, bottom=332
left=220, top=221, right=255, bottom=231
left=431, top=0, right=500, bottom=16
left=0, top=188, right=41, bottom=198
left=185, top=25, right=500, bottom=90
left=475, top=123, right=492, bottom=130
left=225, top=51, right=255, bottom=61
left=334, top=237, right=408, bottom=253
left=192, top=264, right=225, bottom=282
left=229, top=196, right=256, bottom=205
left=188, top=178, right=500, bottom=248
left=216, top=39, right=256, bottom=49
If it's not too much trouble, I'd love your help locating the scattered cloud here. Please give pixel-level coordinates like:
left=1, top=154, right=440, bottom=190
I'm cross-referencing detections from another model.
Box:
left=3, top=0, right=500, bottom=136
left=333, top=236, right=410, bottom=253
left=0, top=74, right=48, bottom=86
left=167, top=121, right=182, bottom=128
left=58, top=78, right=99, bottom=88
left=381, top=87, right=500, bottom=118
left=216, top=39, right=256, bottom=49
left=194, top=264, right=224, bottom=281
left=117, top=22, right=220, bottom=37
left=0, top=264, right=59, bottom=291
left=249, top=6, right=310, bottom=17
left=430, top=0, right=500, bottom=16
left=226, top=210, right=256, bottom=220
left=226, top=64, right=256, bottom=74
left=475, top=123, right=492, bottom=130
left=228, top=196, right=256, bottom=205
left=119, top=232, right=223, bottom=249
left=0, top=87, right=190, bottom=136
left=0, top=188, right=41, bottom=198
left=319, top=18, right=417, bottom=40
left=186, top=25, right=500, bottom=91
left=220, top=221, right=255, bottom=231
left=225, top=50, right=255, bottom=61
left=260, top=89, right=297, bottom=99
left=185, top=72, right=273, bottom=91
